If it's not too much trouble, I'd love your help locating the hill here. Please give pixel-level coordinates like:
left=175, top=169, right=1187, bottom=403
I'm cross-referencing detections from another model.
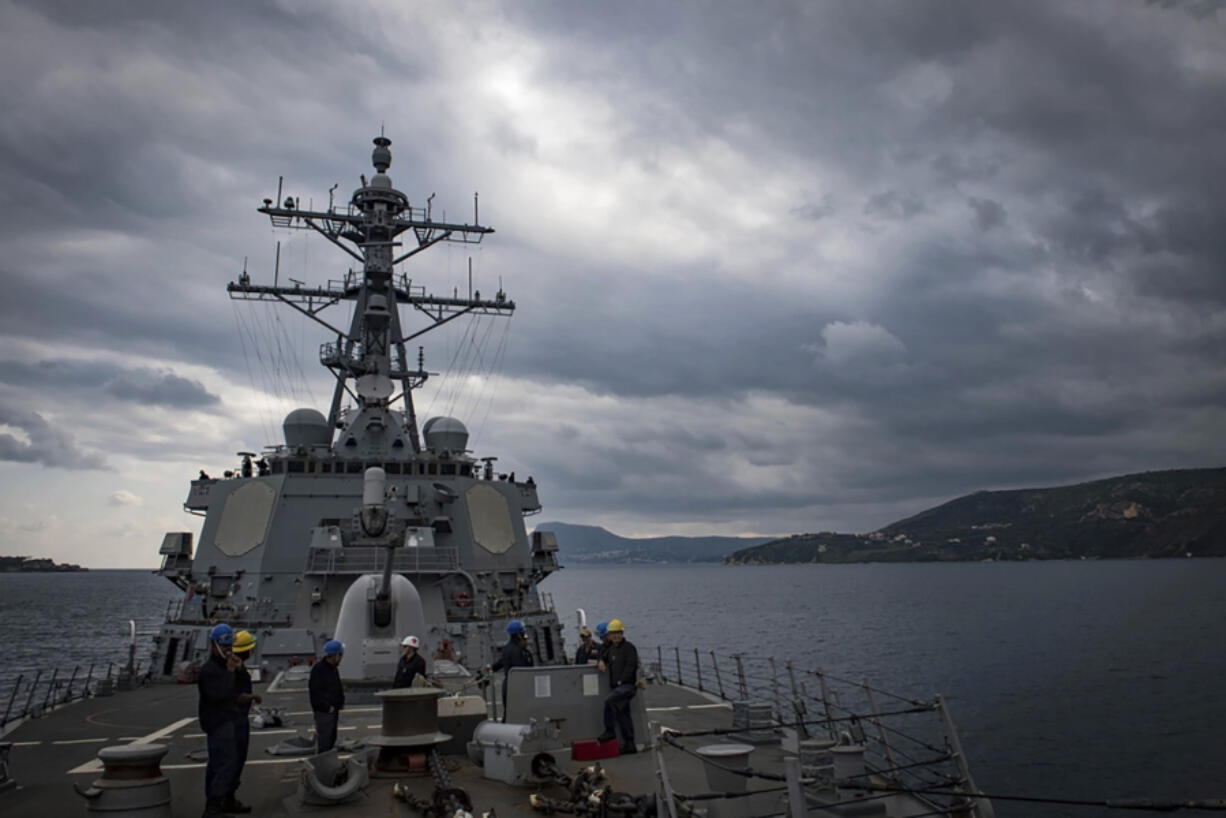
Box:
left=724, top=467, right=1226, bottom=564
left=534, top=522, right=772, bottom=563
left=0, top=555, right=87, bottom=572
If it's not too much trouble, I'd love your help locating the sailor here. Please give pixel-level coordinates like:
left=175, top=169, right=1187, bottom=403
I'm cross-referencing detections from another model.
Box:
left=435, top=638, right=457, bottom=662
left=490, top=619, right=533, bottom=721
left=574, top=627, right=600, bottom=664
left=309, top=640, right=345, bottom=752
left=227, top=630, right=262, bottom=814
left=596, top=619, right=639, bottom=754
left=393, top=635, right=427, bottom=688
left=197, top=623, right=241, bottom=817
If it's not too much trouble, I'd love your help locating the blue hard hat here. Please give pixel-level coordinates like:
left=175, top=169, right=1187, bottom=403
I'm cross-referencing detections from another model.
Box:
left=323, top=639, right=344, bottom=656
left=209, top=623, right=235, bottom=646
left=506, top=619, right=525, bottom=636
left=595, top=621, right=608, bottom=639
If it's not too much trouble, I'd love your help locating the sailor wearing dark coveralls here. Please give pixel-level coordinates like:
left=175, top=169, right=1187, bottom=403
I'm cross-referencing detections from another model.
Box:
left=197, top=623, right=241, bottom=817
left=595, top=618, right=639, bottom=753
left=574, top=627, right=600, bottom=664
left=491, top=619, right=533, bottom=721
left=393, top=635, right=427, bottom=688
left=309, top=640, right=345, bottom=752
left=227, top=630, right=261, bottom=814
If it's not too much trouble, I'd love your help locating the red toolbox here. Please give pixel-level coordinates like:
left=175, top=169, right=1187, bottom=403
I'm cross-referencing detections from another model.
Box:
left=571, top=738, right=620, bottom=760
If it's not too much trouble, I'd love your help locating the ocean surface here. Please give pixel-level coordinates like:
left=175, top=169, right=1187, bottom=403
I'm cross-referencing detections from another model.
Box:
left=2, top=559, right=1223, bottom=816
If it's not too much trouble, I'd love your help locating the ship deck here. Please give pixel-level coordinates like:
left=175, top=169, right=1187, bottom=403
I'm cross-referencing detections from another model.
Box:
left=2, top=677, right=798, bottom=817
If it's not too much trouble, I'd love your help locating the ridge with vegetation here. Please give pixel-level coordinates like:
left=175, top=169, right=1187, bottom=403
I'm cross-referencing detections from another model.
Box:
left=724, top=467, right=1226, bottom=565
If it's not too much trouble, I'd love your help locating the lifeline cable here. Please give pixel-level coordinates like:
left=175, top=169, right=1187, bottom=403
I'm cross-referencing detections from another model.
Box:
left=861, top=782, right=1226, bottom=812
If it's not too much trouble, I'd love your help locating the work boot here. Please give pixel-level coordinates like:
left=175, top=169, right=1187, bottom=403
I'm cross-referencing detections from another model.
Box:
left=201, top=798, right=235, bottom=817
left=619, top=742, right=637, bottom=755
left=596, top=731, right=616, bottom=743
left=223, top=796, right=253, bottom=814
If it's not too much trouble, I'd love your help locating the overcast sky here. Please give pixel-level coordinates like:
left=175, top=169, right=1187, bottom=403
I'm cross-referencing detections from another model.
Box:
left=1, top=1, right=1223, bottom=567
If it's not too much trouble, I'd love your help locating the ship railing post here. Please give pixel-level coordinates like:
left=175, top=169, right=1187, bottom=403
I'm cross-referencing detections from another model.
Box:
left=42, top=668, right=58, bottom=711
left=734, top=654, right=747, bottom=700
left=84, top=663, right=95, bottom=699
left=783, top=755, right=806, bottom=818
left=710, top=651, right=725, bottom=699
left=656, top=646, right=664, bottom=682
left=63, top=666, right=80, bottom=704
left=862, top=677, right=895, bottom=772
left=673, top=647, right=683, bottom=687
left=649, top=720, right=680, bottom=818
left=768, top=657, right=781, bottom=725
left=787, top=661, right=808, bottom=739
left=2, top=673, right=22, bottom=725
left=23, top=670, right=41, bottom=718
left=814, top=668, right=836, bottom=741
left=936, top=694, right=994, bottom=818
left=693, top=649, right=704, bottom=692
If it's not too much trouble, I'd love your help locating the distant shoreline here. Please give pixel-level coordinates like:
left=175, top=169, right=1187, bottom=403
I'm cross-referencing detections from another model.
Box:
left=0, top=556, right=88, bottom=573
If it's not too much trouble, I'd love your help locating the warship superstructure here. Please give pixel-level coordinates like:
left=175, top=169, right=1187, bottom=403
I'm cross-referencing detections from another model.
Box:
left=152, top=136, right=563, bottom=684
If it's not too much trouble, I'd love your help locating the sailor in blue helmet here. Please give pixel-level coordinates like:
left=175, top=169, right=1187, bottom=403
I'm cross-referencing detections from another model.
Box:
left=309, top=640, right=345, bottom=752
left=594, top=621, right=609, bottom=641
left=490, top=619, right=534, bottom=721
left=197, top=623, right=242, bottom=817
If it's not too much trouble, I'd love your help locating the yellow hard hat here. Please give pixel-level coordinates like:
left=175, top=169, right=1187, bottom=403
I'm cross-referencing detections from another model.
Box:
left=607, top=619, right=624, bottom=633
left=233, top=629, right=256, bottom=653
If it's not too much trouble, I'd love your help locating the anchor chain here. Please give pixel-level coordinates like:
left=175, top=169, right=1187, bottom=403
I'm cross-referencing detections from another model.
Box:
left=393, top=748, right=475, bottom=818
left=528, top=757, right=656, bottom=817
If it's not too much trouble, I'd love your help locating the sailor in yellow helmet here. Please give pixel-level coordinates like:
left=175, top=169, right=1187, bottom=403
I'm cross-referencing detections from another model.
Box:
left=229, top=630, right=261, bottom=814
left=595, top=618, right=639, bottom=753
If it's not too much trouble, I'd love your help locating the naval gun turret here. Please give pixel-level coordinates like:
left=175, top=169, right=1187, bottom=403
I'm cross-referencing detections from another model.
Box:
left=333, top=467, right=428, bottom=682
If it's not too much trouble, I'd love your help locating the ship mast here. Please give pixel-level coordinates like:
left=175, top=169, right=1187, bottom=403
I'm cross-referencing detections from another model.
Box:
left=227, top=137, right=513, bottom=452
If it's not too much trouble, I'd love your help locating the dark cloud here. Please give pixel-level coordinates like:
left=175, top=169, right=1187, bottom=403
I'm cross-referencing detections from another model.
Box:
left=864, top=191, right=925, bottom=222
left=104, top=370, right=220, bottom=408
left=968, top=197, right=1007, bottom=231
left=0, top=402, right=109, bottom=469
left=0, top=360, right=220, bottom=409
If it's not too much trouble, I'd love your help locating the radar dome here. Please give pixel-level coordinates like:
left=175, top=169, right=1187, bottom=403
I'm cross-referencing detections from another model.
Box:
left=422, top=417, right=468, bottom=453
left=283, top=408, right=330, bottom=448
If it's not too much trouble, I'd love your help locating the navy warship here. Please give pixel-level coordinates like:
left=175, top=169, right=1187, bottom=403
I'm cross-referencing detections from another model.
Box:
left=0, top=138, right=995, bottom=818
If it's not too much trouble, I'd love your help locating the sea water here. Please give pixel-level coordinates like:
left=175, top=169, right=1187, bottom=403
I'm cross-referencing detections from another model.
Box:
left=544, top=560, right=1226, bottom=817
left=2, top=559, right=1223, bottom=817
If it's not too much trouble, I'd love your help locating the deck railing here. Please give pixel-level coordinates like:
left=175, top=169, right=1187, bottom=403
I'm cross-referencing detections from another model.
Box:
left=0, top=659, right=148, bottom=731
left=305, top=545, right=460, bottom=574
left=648, top=646, right=994, bottom=818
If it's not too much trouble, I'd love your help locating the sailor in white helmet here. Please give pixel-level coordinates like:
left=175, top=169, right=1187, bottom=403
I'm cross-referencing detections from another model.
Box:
left=393, top=635, right=426, bottom=688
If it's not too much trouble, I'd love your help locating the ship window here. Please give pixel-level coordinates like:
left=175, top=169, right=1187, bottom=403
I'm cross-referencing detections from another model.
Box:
left=460, top=464, right=472, bottom=477
left=440, top=464, right=456, bottom=476
left=320, top=462, right=332, bottom=474
left=288, top=460, right=305, bottom=474
left=385, top=463, right=402, bottom=475
left=393, top=439, right=404, bottom=449
left=346, top=462, right=363, bottom=474
left=271, top=461, right=284, bottom=475
left=427, top=463, right=438, bottom=476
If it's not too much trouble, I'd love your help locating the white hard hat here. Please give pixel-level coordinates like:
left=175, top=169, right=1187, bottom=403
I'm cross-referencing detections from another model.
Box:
left=401, top=635, right=420, bottom=648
